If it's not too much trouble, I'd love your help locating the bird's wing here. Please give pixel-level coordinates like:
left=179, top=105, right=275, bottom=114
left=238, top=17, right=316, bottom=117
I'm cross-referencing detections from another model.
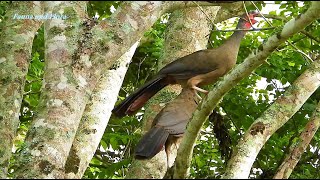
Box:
left=158, top=49, right=220, bottom=80
left=153, top=88, right=199, bottom=135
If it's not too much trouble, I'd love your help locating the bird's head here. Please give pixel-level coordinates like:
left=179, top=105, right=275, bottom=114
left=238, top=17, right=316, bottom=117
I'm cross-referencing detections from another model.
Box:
left=237, top=10, right=259, bottom=29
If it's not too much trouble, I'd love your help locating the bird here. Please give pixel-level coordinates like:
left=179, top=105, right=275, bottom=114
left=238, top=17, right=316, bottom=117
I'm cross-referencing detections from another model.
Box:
left=134, top=88, right=199, bottom=161
left=112, top=11, right=259, bottom=117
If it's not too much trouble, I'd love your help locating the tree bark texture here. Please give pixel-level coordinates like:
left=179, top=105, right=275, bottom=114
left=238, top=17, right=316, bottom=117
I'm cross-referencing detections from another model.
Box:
left=13, top=2, right=88, bottom=178
left=64, top=41, right=139, bottom=178
left=174, top=1, right=320, bottom=179
left=273, top=100, right=320, bottom=179
left=126, top=6, right=220, bottom=179
left=0, top=1, right=43, bottom=178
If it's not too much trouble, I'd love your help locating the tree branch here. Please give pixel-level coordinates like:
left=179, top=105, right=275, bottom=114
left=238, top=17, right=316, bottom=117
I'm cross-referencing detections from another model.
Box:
left=260, top=14, right=320, bottom=43
left=273, top=100, right=320, bottom=179
left=210, top=27, right=275, bottom=32
left=64, top=41, right=139, bottom=178
left=13, top=2, right=88, bottom=178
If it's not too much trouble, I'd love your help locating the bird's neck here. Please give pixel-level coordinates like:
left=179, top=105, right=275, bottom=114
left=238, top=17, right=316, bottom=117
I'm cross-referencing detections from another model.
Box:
left=221, top=30, right=247, bottom=54
left=214, top=29, right=247, bottom=66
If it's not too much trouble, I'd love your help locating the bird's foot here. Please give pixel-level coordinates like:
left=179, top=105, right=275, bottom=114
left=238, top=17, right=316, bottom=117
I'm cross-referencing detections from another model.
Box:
left=196, top=92, right=202, bottom=100
left=191, top=86, right=208, bottom=101
left=192, top=86, right=209, bottom=94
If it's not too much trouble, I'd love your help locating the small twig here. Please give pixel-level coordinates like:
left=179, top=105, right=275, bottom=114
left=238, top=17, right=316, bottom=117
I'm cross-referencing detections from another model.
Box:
left=220, top=107, right=242, bottom=134
left=287, top=41, right=314, bottom=64
left=259, top=13, right=286, bottom=21
left=300, top=30, right=320, bottom=43
left=23, top=90, right=42, bottom=95
left=210, top=27, right=275, bottom=32
left=136, top=56, right=147, bottom=86
left=107, top=124, right=124, bottom=127
left=192, top=1, right=219, bottom=30
left=209, top=39, right=214, bottom=48
left=119, top=140, right=131, bottom=160
left=250, top=1, right=274, bottom=27
left=270, top=79, right=283, bottom=93
left=242, top=1, right=254, bottom=27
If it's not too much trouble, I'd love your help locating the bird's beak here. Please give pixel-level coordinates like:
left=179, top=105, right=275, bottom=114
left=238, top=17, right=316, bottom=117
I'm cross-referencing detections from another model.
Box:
left=250, top=18, right=258, bottom=25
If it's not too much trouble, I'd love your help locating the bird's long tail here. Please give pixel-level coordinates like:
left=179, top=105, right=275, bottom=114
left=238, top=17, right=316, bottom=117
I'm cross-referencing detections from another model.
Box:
left=135, top=126, right=169, bottom=159
left=112, top=76, right=168, bottom=117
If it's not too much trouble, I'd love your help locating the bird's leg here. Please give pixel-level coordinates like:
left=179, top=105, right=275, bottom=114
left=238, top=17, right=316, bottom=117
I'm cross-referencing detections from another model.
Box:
left=165, top=142, right=171, bottom=170
left=187, top=79, right=208, bottom=100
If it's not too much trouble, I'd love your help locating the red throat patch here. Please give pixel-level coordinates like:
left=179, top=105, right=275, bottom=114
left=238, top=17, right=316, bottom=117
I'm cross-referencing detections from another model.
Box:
left=244, top=16, right=257, bottom=29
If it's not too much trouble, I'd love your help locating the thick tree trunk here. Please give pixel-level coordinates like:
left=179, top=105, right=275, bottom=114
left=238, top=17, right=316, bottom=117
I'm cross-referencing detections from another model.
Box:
left=174, top=1, right=320, bottom=179
left=273, top=99, right=320, bottom=179
left=64, top=41, right=139, bottom=178
left=0, top=2, right=43, bottom=178
left=126, top=6, right=220, bottom=179
left=13, top=2, right=88, bottom=178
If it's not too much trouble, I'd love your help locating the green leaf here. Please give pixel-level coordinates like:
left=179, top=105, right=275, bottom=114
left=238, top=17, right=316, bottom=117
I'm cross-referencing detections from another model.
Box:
left=287, top=61, right=295, bottom=67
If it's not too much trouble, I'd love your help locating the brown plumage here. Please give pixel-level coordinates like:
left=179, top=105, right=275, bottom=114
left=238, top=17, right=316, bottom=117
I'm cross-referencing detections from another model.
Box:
left=112, top=11, right=259, bottom=117
left=134, top=88, right=199, bottom=159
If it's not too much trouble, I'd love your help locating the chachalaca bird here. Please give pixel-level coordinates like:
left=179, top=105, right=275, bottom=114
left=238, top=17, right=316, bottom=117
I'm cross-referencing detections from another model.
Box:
left=135, top=88, right=199, bottom=160
left=112, top=11, right=259, bottom=117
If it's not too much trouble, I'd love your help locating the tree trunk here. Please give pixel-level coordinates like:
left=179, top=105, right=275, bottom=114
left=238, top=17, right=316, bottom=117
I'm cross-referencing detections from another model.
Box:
left=0, top=1, right=43, bottom=178
left=13, top=2, right=88, bottom=178
left=63, top=42, right=139, bottom=178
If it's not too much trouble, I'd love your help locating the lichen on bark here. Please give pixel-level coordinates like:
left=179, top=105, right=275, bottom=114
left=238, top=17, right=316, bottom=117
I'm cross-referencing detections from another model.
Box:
left=0, top=1, right=43, bottom=178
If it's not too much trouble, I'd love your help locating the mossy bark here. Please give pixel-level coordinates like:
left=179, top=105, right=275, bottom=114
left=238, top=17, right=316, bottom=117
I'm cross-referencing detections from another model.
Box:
left=64, top=42, right=139, bottom=178
left=13, top=2, right=87, bottom=178
left=0, top=2, right=43, bottom=178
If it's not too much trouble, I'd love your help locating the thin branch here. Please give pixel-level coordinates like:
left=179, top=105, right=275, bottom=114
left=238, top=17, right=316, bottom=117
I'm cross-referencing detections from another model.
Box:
left=300, top=30, right=320, bottom=43
left=287, top=41, right=314, bottom=64
left=119, top=140, right=131, bottom=160
left=242, top=1, right=254, bottom=27
left=210, top=27, right=275, bottom=32
left=221, top=106, right=242, bottom=134
left=136, top=56, right=147, bottom=87
left=250, top=1, right=274, bottom=27
left=192, top=1, right=219, bottom=30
